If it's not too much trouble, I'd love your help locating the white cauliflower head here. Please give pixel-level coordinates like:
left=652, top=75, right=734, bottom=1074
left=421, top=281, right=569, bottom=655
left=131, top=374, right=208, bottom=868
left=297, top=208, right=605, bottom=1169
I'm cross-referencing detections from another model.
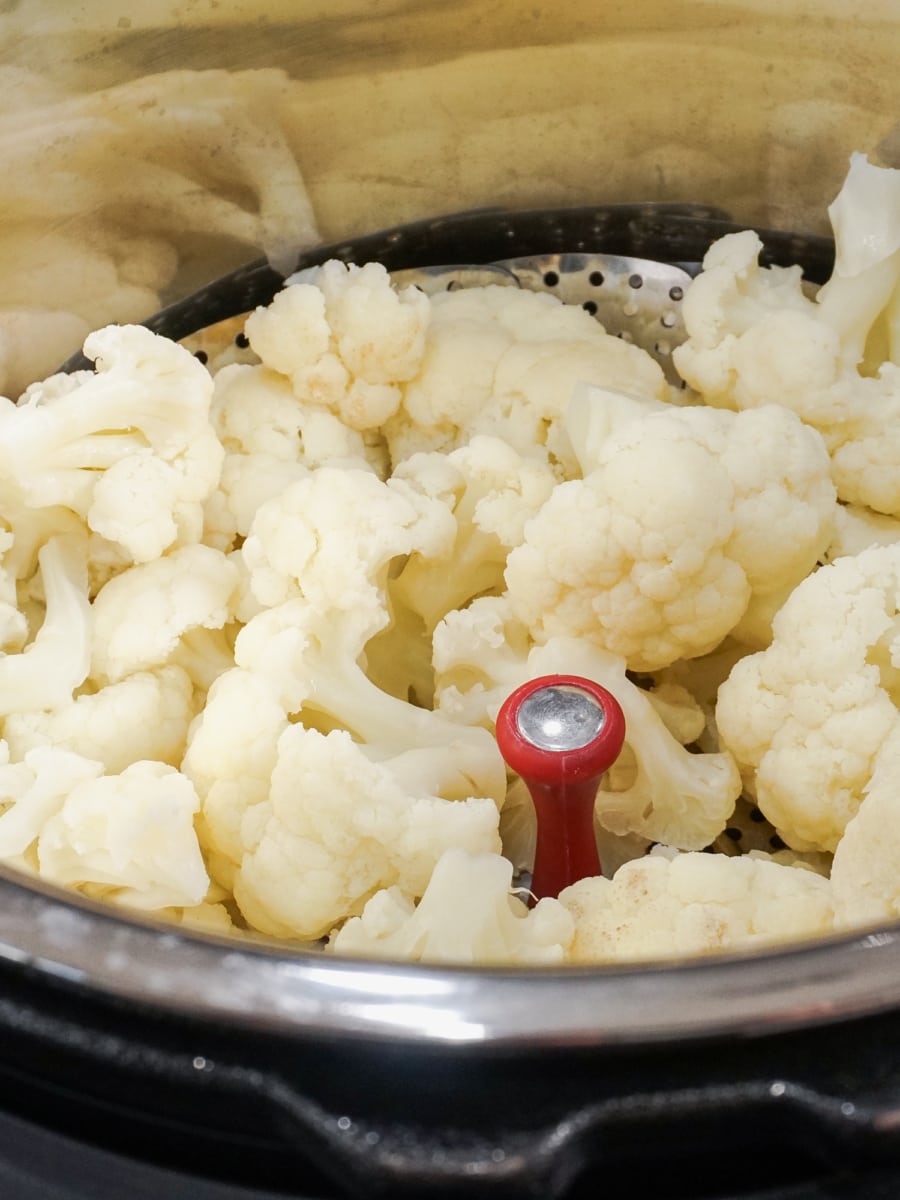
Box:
left=331, top=848, right=574, bottom=965
left=221, top=724, right=501, bottom=941
left=240, top=465, right=454, bottom=618
left=716, top=542, right=900, bottom=852
left=0, top=533, right=91, bottom=717
left=504, top=403, right=835, bottom=670
left=390, top=435, right=557, bottom=632
left=383, top=283, right=668, bottom=474
left=90, top=543, right=239, bottom=685
left=0, top=743, right=103, bottom=866
left=831, top=725, right=900, bottom=928
left=675, top=156, right=900, bottom=517
left=559, top=847, right=834, bottom=962
left=7, top=325, right=224, bottom=561
left=4, top=665, right=195, bottom=775
left=204, top=361, right=387, bottom=550
left=37, top=760, right=210, bottom=911
left=245, top=260, right=430, bottom=432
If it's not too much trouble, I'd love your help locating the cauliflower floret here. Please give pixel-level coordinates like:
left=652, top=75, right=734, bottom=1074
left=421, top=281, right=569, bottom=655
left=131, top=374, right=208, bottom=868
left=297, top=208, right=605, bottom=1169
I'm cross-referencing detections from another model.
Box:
left=3, top=665, right=195, bottom=774
left=559, top=849, right=834, bottom=962
left=830, top=726, right=900, bottom=928
left=91, top=543, right=239, bottom=685
left=504, top=403, right=835, bottom=670
left=37, top=760, right=210, bottom=911
left=359, top=437, right=554, bottom=706
left=245, top=260, right=430, bottom=432
left=0, top=743, right=104, bottom=866
left=0, top=533, right=91, bottom=716
left=390, top=435, right=557, bottom=632
left=234, top=600, right=506, bottom=807
left=162, top=901, right=235, bottom=935
left=671, top=228, right=816, bottom=404
left=203, top=455, right=306, bottom=555
left=716, top=542, right=900, bottom=852
left=183, top=668, right=288, bottom=891
left=188, top=549, right=508, bottom=940
left=434, top=597, right=740, bottom=850
left=204, top=361, right=388, bottom=550
left=204, top=452, right=309, bottom=553
left=823, top=503, right=900, bottom=563
left=675, top=155, right=900, bottom=516
left=6, top=325, right=224, bottom=561
left=331, top=848, right=574, bottom=964
left=384, top=283, right=668, bottom=474
left=216, top=723, right=501, bottom=941
left=0, top=530, right=27, bottom=652
left=236, top=464, right=457, bottom=721
left=240, top=465, right=454, bottom=615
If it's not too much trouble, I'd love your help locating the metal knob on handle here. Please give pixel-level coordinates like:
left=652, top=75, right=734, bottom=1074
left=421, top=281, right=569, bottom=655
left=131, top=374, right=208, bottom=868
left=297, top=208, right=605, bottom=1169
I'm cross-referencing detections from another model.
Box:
left=496, top=675, right=626, bottom=901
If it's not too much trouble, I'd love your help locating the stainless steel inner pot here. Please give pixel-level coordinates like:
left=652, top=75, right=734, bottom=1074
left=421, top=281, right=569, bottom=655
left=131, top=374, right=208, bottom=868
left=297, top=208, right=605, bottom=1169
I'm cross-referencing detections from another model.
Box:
left=4, top=4, right=900, bottom=1196
left=18, top=202, right=900, bottom=1200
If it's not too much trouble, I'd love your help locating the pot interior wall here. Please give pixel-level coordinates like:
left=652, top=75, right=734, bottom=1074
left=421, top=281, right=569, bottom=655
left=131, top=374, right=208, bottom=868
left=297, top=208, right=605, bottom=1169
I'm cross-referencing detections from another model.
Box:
left=1, top=0, right=899, bottom=394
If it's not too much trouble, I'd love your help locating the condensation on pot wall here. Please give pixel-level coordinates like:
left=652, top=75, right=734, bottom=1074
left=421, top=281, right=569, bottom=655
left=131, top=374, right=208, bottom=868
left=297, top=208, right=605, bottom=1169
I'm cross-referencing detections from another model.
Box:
left=0, top=0, right=898, bottom=395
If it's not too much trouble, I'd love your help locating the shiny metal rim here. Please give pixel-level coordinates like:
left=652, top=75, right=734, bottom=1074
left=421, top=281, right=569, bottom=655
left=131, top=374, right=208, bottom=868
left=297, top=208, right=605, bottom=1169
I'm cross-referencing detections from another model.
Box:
left=1, top=867, right=898, bottom=1047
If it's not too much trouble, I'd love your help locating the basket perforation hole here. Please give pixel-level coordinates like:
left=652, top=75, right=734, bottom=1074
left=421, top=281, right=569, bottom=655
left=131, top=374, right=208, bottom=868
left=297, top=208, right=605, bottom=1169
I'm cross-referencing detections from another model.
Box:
left=582, top=300, right=598, bottom=315
left=628, top=273, right=644, bottom=289
left=669, top=284, right=684, bottom=301
left=543, top=270, right=560, bottom=287
left=589, top=271, right=604, bottom=287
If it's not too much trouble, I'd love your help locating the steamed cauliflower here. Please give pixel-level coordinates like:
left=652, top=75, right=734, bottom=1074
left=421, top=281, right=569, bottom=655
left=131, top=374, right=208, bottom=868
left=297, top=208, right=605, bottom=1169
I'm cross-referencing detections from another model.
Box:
left=90, top=543, right=239, bottom=687
left=0, top=533, right=91, bottom=717
left=184, top=677, right=501, bottom=940
left=2, top=155, right=900, bottom=962
left=831, top=726, right=900, bottom=927
left=7, top=325, right=224, bottom=563
left=716, top=543, right=900, bottom=853
left=37, top=760, right=210, bottom=911
left=504, top=402, right=836, bottom=670
left=331, top=848, right=574, bottom=964
left=391, top=436, right=557, bottom=632
left=236, top=726, right=500, bottom=941
left=559, top=848, right=834, bottom=962
left=382, top=283, right=669, bottom=473
left=3, top=665, right=195, bottom=774
left=245, top=260, right=430, bottom=432
left=0, top=744, right=209, bottom=911
left=675, top=154, right=900, bottom=517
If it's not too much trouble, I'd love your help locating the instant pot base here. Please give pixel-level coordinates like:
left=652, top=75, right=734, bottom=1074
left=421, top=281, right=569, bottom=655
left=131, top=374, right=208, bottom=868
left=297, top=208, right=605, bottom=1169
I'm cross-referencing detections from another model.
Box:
left=33, top=203, right=900, bottom=1198
left=5, top=948, right=900, bottom=1200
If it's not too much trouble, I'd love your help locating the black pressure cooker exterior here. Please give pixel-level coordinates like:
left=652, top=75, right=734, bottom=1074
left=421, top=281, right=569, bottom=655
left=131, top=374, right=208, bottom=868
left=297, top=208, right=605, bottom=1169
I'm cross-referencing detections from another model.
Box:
left=5, top=941, right=900, bottom=1200
left=35, top=204, right=900, bottom=1198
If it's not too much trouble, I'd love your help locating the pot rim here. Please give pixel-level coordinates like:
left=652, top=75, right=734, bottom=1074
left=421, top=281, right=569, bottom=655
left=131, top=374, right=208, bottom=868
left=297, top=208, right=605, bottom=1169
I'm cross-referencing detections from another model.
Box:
left=1, top=866, right=897, bottom=1048
left=32, top=207, right=866, bottom=1052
